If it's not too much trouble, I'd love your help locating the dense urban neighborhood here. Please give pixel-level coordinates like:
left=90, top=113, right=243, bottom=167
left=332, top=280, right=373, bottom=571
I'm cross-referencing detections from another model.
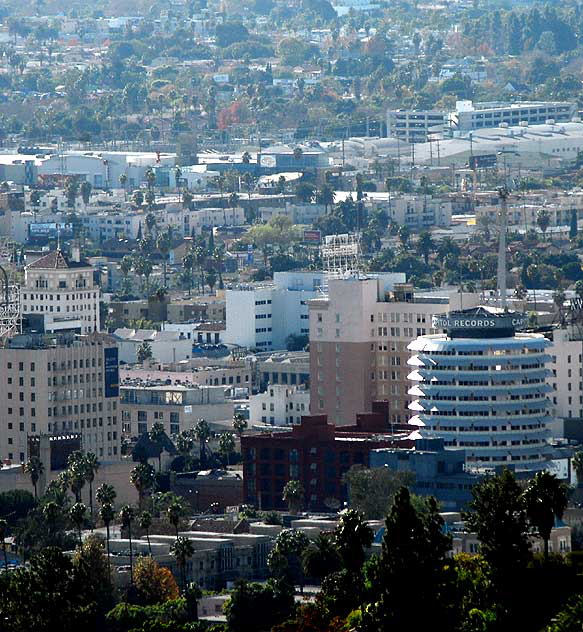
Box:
left=4, top=0, right=583, bottom=631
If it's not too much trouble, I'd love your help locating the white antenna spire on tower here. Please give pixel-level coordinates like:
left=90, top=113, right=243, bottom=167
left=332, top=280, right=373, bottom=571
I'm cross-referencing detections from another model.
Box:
left=497, top=186, right=509, bottom=311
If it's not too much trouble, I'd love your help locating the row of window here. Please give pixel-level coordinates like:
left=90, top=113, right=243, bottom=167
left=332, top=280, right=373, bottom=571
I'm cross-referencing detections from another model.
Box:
left=24, top=303, right=96, bottom=314
left=47, top=417, right=117, bottom=431
left=25, top=291, right=96, bottom=299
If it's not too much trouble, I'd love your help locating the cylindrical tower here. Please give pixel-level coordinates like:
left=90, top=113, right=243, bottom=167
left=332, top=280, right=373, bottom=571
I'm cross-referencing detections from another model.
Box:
left=407, top=307, right=553, bottom=472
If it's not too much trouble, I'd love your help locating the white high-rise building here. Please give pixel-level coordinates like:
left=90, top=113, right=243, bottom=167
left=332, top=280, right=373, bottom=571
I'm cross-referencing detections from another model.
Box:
left=407, top=306, right=554, bottom=472
left=224, top=271, right=326, bottom=350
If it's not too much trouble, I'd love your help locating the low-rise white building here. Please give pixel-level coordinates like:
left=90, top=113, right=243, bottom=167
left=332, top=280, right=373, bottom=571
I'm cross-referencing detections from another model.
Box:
left=81, top=211, right=144, bottom=241
left=162, top=322, right=224, bottom=345
left=249, top=384, right=310, bottom=426
left=186, top=206, right=245, bottom=233
left=120, top=379, right=232, bottom=437
left=113, top=328, right=192, bottom=364
left=259, top=204, right=327, bottom=224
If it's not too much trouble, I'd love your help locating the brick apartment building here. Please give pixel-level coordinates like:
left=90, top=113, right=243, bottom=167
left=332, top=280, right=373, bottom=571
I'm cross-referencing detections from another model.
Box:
left=242, top=401, right=413, bottom=511
left=309, top=276, right=478, bottom=425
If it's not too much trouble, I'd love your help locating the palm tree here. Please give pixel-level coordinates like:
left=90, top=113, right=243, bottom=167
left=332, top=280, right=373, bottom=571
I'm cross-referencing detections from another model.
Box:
left=233, top=412, right=248, bottom=437
left=136, top=341, right=153, bottom=365
left=206, top=270, right=217, bottom=293
left=301, top=532, right=341, bottom=581
left=42, top=500, right=61, bottom=541
left=142, top=259, right=153, bottom=296
left=522, top=471, right=569, bottom=562
left=54, top=470, right=71, bottom=502
left=283, top=480, right=304, bottom=515
left=182, top=190, right=193, bottom=208
left=70, top=502, right=87, bottom=545
left=182, top=251, right=195, bottom=297
left=193, top=419, right=211, bottom=468
left=514, top=284, right=528, bottom=311
left=145, top=211, right=157, bottom=235
left=417, top=231, right=434, bottom=266
left=100, top=502, right=115, bottom=575
left=0, top=518, right=8, bottom=571
left=120, top=255, right=133, bottom=283
left=133, top=256, right=146, bottom=294
left=213, top=245, right=226, bottom=290
left=316, top=184, right=334, bottom=213
left=68, top=459, right=86, bottom=503
left=276, top=175, right=286, bottom=194
left=119, top=173, right=128, bottom=196
left=174, top=431, right=194, bottom=470
left=30, top=189, right=41, bottom=221
left=171, top=536, right=194, bottom=593
left=145, top=166, right=156, bottom=193
left=527, top=264, right=539, bottom=311
left=194, top=245, right=206, bottom=294
left=213, top=174, right=226, bottom=207
left=145, top=190, right=156, bottom=210
left=156, top=227, right=174, bottom=288
left=536, top=208, right=551, bottom=241
left=167, top=499, right=185, bottom=538
left=227, top=192, right=239, bottom=226
left=149, top=421, right=166, bottom=472
left=398, top=224, right=410, bottom=246
left=218, top=432, right=235, bottom=466
left=96, top=483, right=117, bottom=508
left=120, top=505, right=136, bottom=584
left=84, top=452, right=100, bottom=522
left=573, top=451, right=583, bottom=487
left=242, top=172, right=255, bottom=221
left=130, top=463, right=157, bottom=511
left=132, top=190, right=144, bottom=208
left=139, top=511, right=153, bottom=555
left=24, top=456, right=44, bottom=501
left=80, top=180, right=92, bottom=207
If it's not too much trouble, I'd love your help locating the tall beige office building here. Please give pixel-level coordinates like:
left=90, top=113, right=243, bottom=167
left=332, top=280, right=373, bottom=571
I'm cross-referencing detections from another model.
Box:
left=0, top=332, right=120, bottom=464
left=309, top=276, right=478, bottom=425
left=22, top=249, right=100, bottom=334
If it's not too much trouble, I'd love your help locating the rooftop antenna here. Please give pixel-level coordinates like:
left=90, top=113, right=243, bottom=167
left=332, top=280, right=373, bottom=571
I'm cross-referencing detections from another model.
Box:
left=497, top=186, right=509, bottom=311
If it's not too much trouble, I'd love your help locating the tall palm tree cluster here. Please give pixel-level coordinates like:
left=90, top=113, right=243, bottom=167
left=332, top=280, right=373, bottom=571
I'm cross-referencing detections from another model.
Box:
left=119, top=169, right=231, bottom=301
left=18, top=450, right=198, bottom=598
left=181, top=231, right=226, bottom=297
left=6, top=413, right=250, bottom=592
